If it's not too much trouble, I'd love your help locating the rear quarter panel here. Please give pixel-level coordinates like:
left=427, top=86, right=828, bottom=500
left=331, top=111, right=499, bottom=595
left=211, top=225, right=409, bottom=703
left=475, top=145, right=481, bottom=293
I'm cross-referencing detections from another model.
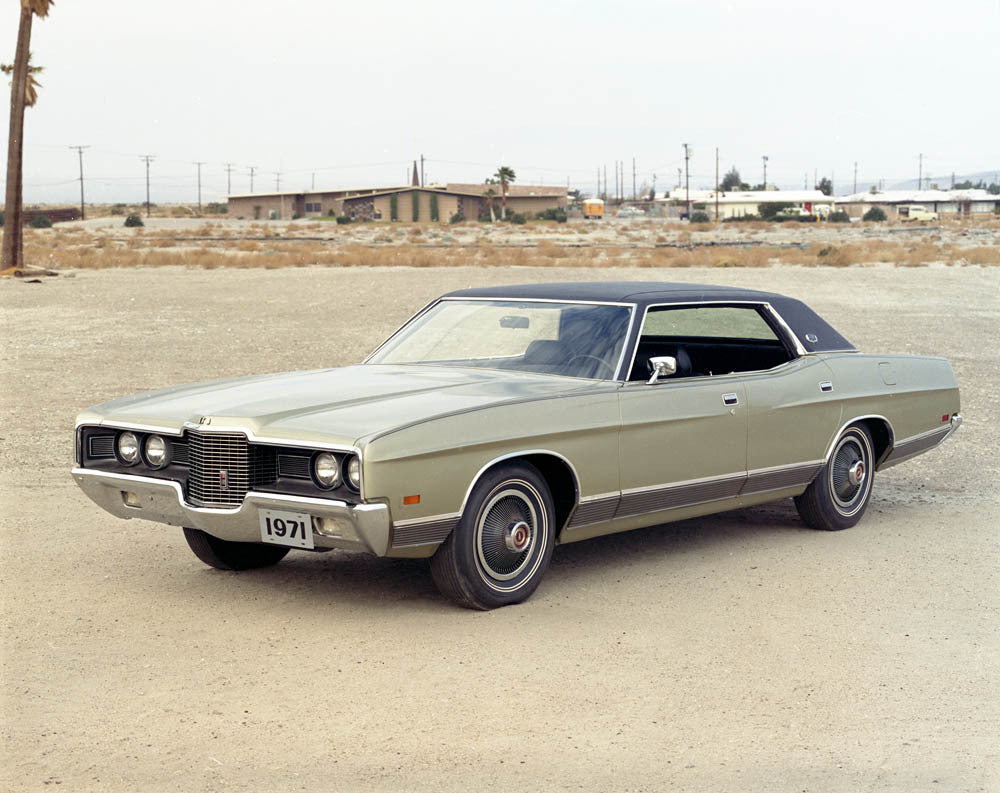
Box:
left=819, top=352, right=960, bottom=449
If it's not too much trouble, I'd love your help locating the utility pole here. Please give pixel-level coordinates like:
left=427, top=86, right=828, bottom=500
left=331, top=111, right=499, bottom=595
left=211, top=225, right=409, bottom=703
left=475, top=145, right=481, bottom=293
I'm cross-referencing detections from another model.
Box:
left=139, top=155, right=154, bottom=217
left=596, top=167, right=600, bottom=198
left=677, top=168, right=682, bottom=190
left=853, top=161, right=858, bottom=194
left=715, top=147, right=719, bottom=222
left=248, top=165, right=256, bottom=193
left=918, top=153, right=923, bottom=191
left=603, top=165, right=607, bottom=200
left=950, top=172, right=955, bottom=189
left=274, top=171, right=281, bottom=192
left=683, top=144, right=691, bottom=218
left=632, top=156, right=636, bottom=202
left=762, top=155, right=768, bottom=190
left=274, top=172, right=283, bottom=219
left=420, top=154, right=425, bottom=187
left=804, top=172, right=808, bottom=189
left=69, top=145, right=89, bottom=220
left=311, top=173, right=315, bottom=191
left=614, top=161, right=618, bottom=203
left=224, top=163, right=234, bottom=196
left=194, top=161, right=204, bottom=212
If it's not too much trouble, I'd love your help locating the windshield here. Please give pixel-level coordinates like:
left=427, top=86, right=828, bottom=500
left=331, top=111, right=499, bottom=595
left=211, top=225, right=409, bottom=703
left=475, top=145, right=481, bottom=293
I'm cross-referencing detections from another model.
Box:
left=368, top=299, right=633, bottom=380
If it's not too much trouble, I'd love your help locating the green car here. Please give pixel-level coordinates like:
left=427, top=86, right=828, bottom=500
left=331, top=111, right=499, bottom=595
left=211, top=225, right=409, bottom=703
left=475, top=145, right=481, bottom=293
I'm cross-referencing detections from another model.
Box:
left=73, top=282, right=961, bottom=609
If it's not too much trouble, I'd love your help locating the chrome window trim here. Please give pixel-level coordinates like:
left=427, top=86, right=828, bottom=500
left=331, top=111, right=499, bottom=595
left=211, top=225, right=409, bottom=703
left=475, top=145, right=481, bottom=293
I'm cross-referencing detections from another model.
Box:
left=363, top=296, right=638, bottom=384
left=621, top=300, right=806, bottom=383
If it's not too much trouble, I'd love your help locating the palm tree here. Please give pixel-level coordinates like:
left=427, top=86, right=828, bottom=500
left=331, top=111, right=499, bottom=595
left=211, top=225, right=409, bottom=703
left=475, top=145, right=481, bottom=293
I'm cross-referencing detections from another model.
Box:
left=494, top=166, right=516, bottom=220
left=2, top=0, right=53, bottom=275
left=482, top=188, right=496, bottom=223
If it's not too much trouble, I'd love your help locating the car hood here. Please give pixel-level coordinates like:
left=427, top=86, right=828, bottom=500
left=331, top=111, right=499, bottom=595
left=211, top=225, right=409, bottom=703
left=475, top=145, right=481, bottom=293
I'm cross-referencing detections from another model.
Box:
left=80, top=365, right=609, bottom=448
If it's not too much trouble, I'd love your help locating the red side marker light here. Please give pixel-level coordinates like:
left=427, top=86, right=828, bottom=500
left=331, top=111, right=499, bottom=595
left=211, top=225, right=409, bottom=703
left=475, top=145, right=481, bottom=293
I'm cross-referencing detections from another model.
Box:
left=942, top=414, right=949, bottom=423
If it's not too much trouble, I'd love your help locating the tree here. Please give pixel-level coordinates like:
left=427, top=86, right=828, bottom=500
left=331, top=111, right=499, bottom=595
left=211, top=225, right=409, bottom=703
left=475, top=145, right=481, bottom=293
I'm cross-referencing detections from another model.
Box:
left=481, top=188, right=496, bottom=222
left=720, top=166, right=744, bottom=192
left=494, top=166, right=515, bottom=220
left=815, top=177, right=833, bottom=196
left=2, top=0, right=53, bottom=274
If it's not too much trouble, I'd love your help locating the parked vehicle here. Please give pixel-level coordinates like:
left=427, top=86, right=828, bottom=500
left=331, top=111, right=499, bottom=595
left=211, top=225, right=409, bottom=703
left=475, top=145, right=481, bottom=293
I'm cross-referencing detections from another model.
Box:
left=583, top=199, right=605, bottom=219
left=74, top=282, right=961, bottom=609
left=898, top=204, right=938, bottom=222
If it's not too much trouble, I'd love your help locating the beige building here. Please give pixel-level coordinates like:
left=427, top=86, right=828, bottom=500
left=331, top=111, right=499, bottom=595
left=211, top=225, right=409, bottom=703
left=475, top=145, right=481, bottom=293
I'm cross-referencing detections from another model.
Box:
left=227, top=183, right=567, bottom=221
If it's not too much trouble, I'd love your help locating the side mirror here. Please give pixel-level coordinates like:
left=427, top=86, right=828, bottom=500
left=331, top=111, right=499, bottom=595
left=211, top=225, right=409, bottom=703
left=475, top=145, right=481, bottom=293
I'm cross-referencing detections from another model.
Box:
left=647, top=356, right=677, bottom=384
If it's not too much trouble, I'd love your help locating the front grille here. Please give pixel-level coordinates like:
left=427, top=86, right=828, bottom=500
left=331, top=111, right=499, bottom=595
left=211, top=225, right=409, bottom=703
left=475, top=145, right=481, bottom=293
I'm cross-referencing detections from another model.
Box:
left=87, top=434, right=116, bottom=459
left=278, top=453, right=311, bottom=479
left=185, top=431, right=276, bottom=508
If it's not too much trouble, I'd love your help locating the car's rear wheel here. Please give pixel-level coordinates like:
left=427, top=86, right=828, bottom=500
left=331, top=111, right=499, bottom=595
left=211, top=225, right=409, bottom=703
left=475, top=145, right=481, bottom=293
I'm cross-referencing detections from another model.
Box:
left=430, top=462, right=555, bottom=610
left=183, top=528, right=289, bottom=570
left=795, top=424, right=875, bottom=531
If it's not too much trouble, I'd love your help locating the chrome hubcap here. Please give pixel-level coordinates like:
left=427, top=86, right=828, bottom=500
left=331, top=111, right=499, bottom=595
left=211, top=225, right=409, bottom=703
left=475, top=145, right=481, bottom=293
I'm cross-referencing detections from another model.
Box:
left=849, top=460, right=865, bottom=486
left=505, top=520, right=531, bottom=552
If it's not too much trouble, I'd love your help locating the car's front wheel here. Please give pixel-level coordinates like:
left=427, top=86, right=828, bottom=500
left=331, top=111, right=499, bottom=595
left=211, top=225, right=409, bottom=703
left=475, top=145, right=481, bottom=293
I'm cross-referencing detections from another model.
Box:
left=183, top=528, right=290, bottom=570
left=795, top=423, right=875, bottom=531
left=430, top=462, right=555, bottom=610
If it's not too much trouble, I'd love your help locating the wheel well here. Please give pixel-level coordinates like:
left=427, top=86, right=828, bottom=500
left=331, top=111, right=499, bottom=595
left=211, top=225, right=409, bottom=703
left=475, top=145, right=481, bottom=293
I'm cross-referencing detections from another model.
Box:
left=487, top=453, right=578, bottom=532
left=859, top=418, right=893, bottom=467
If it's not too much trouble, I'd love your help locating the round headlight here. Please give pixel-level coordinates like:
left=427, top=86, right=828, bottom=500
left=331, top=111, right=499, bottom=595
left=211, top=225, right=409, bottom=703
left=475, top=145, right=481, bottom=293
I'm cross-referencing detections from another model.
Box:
left=345, top=455, right=361, bottom=491
left=144, top=434, right=169, bottom=469
left=313, top=452, right=341, bottom=490
left=116, top=431, right=140, bottom=465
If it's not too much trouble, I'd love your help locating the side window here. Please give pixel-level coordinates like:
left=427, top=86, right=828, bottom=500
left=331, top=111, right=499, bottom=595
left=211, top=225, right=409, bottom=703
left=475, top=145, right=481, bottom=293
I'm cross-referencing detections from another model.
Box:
left=629, top=305, right=793, bottom=380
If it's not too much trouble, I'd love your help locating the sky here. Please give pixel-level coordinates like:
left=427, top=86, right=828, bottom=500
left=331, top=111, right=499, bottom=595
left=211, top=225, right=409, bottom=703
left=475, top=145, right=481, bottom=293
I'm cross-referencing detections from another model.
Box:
left=5, top=0, right=999, bottom=205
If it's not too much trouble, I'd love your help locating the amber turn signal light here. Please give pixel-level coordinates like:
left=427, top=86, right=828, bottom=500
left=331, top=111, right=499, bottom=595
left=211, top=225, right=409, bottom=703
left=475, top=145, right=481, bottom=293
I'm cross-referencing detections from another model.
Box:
left=403, top=495, right=420, bottom=505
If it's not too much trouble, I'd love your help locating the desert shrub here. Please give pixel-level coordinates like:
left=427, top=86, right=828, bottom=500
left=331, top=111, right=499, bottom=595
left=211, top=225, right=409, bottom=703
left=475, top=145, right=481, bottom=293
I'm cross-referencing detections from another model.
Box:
left=535, top=208, right=568, bottom=223
left=328, top=208, right=336, bottom=217
left=390, top=195, right=399, bottom=222
left=690, top=210, right=711, bottom=223
left=828, top=210, right=851, bottom=223
left=449, top=212, right=465, bottom=224
left=124, top=214, right=144, bottom=227
left=430, top=194, right=439, bottom=222
left=723, top=213, right=761, bottom=222
left=508, top=213, right=527, bottom=225
left=110, top=203, right=126, bottom=216
left=291, top=212, right=301, bottom=220
left=863, top=207, right=887, bottom=222
left=411, top=192, right=419, bottom=222
left=30, top=215, right=53, bottom=228
left=206, top=202, right=228, bottom=214
left=335, top=216, right=351, bottom=225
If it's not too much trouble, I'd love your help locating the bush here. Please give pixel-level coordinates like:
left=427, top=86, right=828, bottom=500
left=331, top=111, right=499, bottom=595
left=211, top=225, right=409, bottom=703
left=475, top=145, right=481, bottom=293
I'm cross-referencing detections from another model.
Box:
left=828, top=210, right=851, bottom=223
left=508, top=213, right=527, bottom=225
left=335, top=215, right=351, bottom=225
left=535, top=208, right=567, bottom=223
left=430, top=194, right=439, bottom=222
left=206, top=202, right=228, bottom=214
left=390, top=194, right=399, bottom=222
left=758, top=201, right=795, bottom=220
left=110, top=203, right=126, bottom=216
left=863, top=206, right=887, bottom=222
left=30, top=215, right=53, bottom=228
left=411, top=192, right=419, bottom=222
left=124, top=214, right=144, bottom=227
left=723, top=214, right=761, bottom=222
left=690, top=210, right=711, bottom=223
left=449, top=212, right=465, bottom=224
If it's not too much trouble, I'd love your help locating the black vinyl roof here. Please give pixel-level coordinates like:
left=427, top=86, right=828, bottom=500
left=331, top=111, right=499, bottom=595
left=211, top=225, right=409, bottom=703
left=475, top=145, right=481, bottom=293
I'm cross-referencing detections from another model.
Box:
left=443, top=281, right=855, bottom=353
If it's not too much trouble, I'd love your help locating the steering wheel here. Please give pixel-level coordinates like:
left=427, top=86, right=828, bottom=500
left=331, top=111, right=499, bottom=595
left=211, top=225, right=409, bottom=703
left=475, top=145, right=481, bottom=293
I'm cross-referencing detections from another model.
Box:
left=568, top=354, right=615, bottom=379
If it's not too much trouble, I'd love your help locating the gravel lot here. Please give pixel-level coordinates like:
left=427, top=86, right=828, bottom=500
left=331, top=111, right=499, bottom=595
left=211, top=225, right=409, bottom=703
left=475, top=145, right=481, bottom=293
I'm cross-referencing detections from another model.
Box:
left=2, top=264, right=997, bottom=792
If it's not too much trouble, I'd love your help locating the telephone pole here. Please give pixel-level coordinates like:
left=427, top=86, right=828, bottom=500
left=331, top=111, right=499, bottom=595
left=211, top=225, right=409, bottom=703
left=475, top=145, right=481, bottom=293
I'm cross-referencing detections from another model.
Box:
left=420, top=154, right=425, bottom=187
left=274, top=171, right=281, bottom=192
left=139, top=155, right=155, bottom=217
left=632, top=156, right=636, bottom=202
left=603, top=165, right=607, bottom=200
left=762, top=155, right=768, bottom=190
left=69, top=145, right=89, bottom=220
left=224, top=163, right=234, bottom=196
left=614, top=161, right=618, bottom=203
left=683, top=144, right=691, bottom=218
left=853, top=161, right=858, bottom=194
left=248, top=165, right=256, bottom=193
left=194, top=161, right=205, bottom=212
left=715, top=147, right=719, bottom=222
left=918, top=153, right=923, bottom=190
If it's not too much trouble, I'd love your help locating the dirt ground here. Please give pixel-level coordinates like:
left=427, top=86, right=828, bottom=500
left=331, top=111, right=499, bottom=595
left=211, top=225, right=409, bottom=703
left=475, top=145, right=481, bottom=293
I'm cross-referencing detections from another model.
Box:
left=2, top=264, right=997, bottom=792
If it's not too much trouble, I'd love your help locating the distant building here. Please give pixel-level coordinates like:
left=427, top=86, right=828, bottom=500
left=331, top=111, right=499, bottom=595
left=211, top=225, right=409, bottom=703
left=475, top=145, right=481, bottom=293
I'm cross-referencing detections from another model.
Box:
left=834, top=189, right=1000, bottom=219
left=227, top=183, right=567, bottom=221
left=659, top=189, right=832, bottom=219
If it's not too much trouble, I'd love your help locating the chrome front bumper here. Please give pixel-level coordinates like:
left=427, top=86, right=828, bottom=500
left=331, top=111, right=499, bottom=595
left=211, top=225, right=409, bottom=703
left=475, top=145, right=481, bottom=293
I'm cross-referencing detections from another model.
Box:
left=71, top=468, right=392, bottom=555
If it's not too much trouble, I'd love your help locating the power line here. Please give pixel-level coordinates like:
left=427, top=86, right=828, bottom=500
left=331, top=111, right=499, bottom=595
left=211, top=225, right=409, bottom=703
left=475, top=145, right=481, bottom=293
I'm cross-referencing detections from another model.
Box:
left=69, top=145, right=89, bottom=220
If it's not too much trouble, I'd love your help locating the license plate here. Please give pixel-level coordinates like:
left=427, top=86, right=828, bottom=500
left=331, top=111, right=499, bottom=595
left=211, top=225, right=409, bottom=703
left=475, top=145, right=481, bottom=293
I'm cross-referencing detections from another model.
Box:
left=259, top=508, right=314, bottom=549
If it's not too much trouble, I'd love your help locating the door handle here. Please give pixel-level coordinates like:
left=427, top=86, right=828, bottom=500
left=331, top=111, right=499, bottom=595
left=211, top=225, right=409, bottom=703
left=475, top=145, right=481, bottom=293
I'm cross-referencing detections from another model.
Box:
left=722, top=393, right=739, bottom=406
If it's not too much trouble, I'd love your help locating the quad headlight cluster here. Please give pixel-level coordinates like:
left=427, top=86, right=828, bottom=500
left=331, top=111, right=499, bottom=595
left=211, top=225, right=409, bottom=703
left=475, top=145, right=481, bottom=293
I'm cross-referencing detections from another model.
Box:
left=312, top=451, right=361, bottom=492
left=115, top=431, right=171, bottom=470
